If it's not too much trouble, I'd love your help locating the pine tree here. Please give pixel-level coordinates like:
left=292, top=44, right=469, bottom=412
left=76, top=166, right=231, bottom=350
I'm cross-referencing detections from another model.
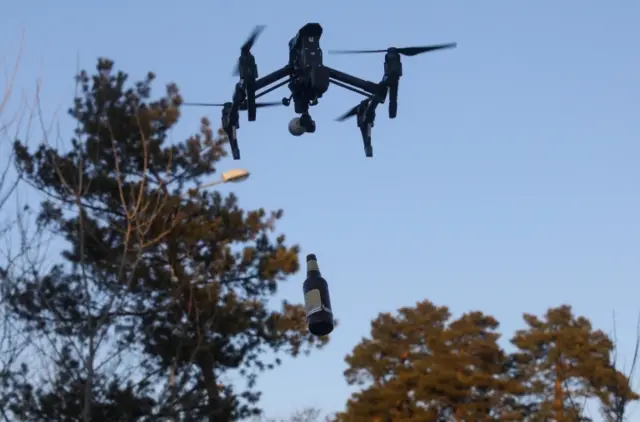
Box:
left=335, top=301, right=639, bottom=421
left=5, top=58, right=328, bottom=421
left=510, top=305, right=638, bottom=422
left=335, top=300, right=523, bottom=422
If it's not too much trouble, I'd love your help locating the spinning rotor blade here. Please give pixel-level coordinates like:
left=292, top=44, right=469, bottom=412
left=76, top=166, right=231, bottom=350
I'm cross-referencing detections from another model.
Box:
left=241, top=25, right=266, bottom=53
left=182, top=102, right=227, bottom=107
left=329, top=43, right=457, bottom=57
left=182, top=101, right=281, bottom=110
left=335, top=105, right=359, bottom=122
left=233, top=25, right=266, bottom=76
left=253, top=101, right=282, bottom=109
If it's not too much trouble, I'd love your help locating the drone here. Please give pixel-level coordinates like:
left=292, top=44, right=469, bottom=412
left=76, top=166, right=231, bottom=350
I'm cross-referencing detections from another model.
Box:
left=183, top=23, right=456, bottom=160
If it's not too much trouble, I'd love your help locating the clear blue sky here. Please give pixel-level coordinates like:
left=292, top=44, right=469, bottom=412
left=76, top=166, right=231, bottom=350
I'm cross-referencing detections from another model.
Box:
left=3, top=1, right=639, bottom=420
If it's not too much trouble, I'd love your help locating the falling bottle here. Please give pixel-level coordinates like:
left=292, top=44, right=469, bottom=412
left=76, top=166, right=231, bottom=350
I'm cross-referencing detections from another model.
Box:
left=303, top=253, right=334, bottom=336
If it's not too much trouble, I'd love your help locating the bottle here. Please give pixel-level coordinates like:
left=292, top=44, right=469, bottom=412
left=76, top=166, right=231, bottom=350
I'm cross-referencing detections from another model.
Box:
left=303, top=254, right=334, bottom=336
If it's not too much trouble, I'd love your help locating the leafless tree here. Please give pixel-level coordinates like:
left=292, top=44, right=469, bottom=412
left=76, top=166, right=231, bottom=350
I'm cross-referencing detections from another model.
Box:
left=253, top=407, right=326, bottom=422
left=3, top=59, right=232, bottom=421
left=11, top=68, right=190, bottom=422
left=0, top=33, right=54, bottom=421
left=599, top=311, right=640, bottom=422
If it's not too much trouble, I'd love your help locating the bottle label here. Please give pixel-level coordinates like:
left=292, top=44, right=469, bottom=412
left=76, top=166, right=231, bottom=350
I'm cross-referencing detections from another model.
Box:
left=304, top=289, right=323, bottom=317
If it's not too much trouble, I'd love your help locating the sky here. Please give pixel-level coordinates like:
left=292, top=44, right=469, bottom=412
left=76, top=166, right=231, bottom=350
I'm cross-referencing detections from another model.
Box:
left=2, top=1, right=639, bottom=420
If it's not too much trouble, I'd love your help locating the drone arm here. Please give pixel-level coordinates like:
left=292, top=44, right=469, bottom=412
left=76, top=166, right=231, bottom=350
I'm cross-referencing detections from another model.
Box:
left=325, top=66, right=386, bottom=100
left=255, top=77, right=292, bottom=100
left=255, top=65, right=293, bottom=91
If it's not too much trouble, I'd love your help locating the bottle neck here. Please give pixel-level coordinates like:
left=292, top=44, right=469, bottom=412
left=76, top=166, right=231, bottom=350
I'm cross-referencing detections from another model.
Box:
left=306, top=259, right=321, bottom=276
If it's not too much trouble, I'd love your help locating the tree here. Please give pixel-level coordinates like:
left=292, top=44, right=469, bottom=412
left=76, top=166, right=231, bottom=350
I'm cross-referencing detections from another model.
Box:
left=0, top=34, right=55, bottom=422
left=598, top=312, right=640, bottom=421
left=4, top=58, right=328, bottom=421
left=336, top=300, right=639, bottom=422
left=255, top=407, right=326, bottom=422
left=286, top=408, right=324, bottom=422
left=0, top=35, right=23, bottom=231
left=335, top=300, right=525, bottom=422
left=511, top=305, right=638, bottom=421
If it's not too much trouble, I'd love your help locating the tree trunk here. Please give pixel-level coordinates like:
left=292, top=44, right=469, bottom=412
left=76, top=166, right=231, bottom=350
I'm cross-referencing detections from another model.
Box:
left=554, top=375, right=564, bottom=421
left=198, top=356, right=221, bottom=422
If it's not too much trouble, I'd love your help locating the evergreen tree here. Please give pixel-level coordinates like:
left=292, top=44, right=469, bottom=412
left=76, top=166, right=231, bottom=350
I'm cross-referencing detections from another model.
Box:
left=335, top=300, right=524, bottom=422
left=5, top=58, right=327, bottom=421
left=510, top=305, right=638, bottom=422
left=336, top=301, right=638, bottom=421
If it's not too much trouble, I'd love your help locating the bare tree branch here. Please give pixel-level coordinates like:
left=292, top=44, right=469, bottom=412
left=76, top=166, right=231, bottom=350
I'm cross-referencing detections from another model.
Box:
left=600, top=311, right=640, bottom=422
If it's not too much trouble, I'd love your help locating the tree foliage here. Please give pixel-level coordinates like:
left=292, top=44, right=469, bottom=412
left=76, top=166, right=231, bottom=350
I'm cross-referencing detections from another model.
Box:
left=335, top=300, right=638, bottom=422
left=3, top=58, right=328, bottom=421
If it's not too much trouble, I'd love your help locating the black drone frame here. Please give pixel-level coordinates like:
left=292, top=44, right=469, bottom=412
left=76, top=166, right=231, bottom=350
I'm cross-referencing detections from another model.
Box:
left=183, top=24, right=456, bottom=159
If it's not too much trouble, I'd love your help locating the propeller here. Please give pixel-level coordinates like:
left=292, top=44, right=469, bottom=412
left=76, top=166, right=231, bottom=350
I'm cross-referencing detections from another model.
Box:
left=182, top=101, right=282, bottom=110
left=335, top=105, right=359, bottom=122
left=329, top=43, right=457, bottom=57
left=233, top=25, right=266, bottom=76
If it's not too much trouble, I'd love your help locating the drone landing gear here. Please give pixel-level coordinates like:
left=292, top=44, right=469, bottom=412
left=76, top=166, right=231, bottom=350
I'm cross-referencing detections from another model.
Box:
left=388, top=81, right=398, bottom=119
left=230, top=143, right=241, bottom=160
left=360, top=124, right=373, bottom=158
left=224, top=125, right=241, bottom=160
left=364, top=142, right=373, bottom=158
left=246, top=82, right=257, bottom=121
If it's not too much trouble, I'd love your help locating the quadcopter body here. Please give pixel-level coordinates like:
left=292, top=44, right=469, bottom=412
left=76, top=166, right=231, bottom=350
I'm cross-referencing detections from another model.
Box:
left=183, top=23, right=457, bottom=160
